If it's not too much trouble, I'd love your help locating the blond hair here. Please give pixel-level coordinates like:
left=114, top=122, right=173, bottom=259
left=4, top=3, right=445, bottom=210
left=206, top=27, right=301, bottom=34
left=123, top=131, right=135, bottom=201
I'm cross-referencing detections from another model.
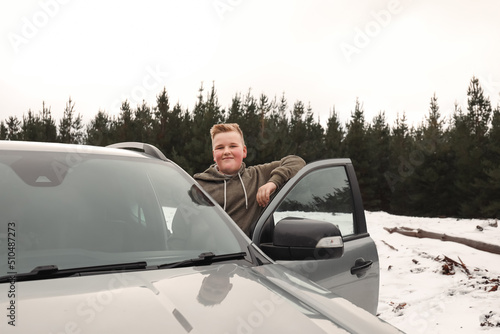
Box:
left=210, top=123, right=245, bottom=145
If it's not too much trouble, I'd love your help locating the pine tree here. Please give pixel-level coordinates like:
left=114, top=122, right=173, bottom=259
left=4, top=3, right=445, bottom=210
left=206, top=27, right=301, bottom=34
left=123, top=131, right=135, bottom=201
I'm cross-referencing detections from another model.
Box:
left=451, top=77, right=493, bottom=217
left=287, top=99, right=325, bottom=162
left=300, top=103, right=324, bottom=162
left=153, top=88, right=189, bottom=164
left=114, top=100, right=134, bottom=142
left=365, top=111, right=391, bottom=211
left=86, top=110, right=113, bottom=146
left=40, top=102, right=57, bottom=142
left=288, top=100, right=307, bottom=157
left=22, top=110, right=43, bottom=141
left=168, top=103, right=192, bottom=170
left=264, top=93, right=290, bottom=160
left=478, top=106, right=500, bottom=217
left=407, top=94, right=453, bottom=216
left=343, top=99, right=373, bottom=208
left=324, top=108, right=344, bottom=158
left=385, top=112, right=414, bottom=215
left=239, top=90, right=261, bottom=164
left=186, top=82, right=225, bottom=174
left=153, top=87, right=172, bottom=152
left=134, top=100, right=154, bottom=143
left=0, top=121, right=6, bottom=140
left=257, top=93, right=271, bottom=138
left=5, top=116, right=22, bottom=140
left=466, top=76, right=492, bottom=140
left=58, top=97, right=83, bottom=144
left=226, top=93, right=243, bottom=123
left=20, top=102, right=57, bottom=142
left=255, top=93, right=277, bottom=163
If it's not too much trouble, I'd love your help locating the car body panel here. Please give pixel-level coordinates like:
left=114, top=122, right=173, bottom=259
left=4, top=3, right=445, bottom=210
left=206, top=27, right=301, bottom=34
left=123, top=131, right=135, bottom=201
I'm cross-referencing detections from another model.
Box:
left=275, top=237, right=380, bottom=314
left=0, top=263, right=400, bottom=334
left=252, top=159, right=380, bottom=314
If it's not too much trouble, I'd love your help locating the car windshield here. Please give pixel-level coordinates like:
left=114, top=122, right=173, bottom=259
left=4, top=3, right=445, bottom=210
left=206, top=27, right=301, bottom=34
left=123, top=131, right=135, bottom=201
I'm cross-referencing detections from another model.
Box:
left=0, top=148, right=246, bottom=276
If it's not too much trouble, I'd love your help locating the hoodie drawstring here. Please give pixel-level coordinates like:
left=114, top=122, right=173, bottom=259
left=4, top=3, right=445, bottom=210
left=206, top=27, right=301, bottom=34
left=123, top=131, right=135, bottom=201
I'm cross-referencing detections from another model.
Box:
left=221, top=171, right=248, bottom=211
left=237, top=172, right=248, bottom=209
left=223, top=179, right=227, bottom=211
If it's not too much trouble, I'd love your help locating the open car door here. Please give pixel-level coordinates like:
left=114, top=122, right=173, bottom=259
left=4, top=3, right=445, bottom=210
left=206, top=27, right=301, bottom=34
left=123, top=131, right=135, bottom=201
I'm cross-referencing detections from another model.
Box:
left=251, top=159, right=380, bottom=314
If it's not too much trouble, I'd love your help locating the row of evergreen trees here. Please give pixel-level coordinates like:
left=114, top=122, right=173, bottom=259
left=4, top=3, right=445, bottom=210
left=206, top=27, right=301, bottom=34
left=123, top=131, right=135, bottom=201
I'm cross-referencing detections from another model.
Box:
left=1, top=77, right=499, bottom=219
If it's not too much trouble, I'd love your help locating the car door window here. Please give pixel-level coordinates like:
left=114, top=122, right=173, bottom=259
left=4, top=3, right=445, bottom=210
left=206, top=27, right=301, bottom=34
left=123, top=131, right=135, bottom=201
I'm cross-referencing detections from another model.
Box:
left=272, top=166, right=355, bottom=236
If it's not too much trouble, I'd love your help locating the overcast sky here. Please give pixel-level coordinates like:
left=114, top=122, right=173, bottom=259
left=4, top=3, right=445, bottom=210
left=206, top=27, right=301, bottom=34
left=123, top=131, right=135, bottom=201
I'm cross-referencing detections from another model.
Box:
left=1, top=0, right=499, bottom=130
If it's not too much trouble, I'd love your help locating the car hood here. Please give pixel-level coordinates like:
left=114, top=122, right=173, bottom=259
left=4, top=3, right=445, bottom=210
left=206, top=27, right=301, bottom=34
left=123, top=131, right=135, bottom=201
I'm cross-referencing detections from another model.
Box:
left=1, top=263, right=401, bottom=333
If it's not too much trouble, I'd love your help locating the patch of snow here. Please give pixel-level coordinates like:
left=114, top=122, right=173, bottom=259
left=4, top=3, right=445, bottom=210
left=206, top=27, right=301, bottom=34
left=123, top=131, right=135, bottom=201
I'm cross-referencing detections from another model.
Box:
left=367, top=211, right=500, bottom=333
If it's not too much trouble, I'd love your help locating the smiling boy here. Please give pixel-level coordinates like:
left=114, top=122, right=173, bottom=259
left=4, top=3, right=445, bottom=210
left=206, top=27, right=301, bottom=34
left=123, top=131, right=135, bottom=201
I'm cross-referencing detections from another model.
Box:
left=194, top=123, right=305, bottom=236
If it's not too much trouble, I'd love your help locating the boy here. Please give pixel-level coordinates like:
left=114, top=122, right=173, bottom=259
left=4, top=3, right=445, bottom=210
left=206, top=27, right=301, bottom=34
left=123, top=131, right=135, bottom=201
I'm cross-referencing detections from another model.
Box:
left=194, top=123, right=306, bottom=237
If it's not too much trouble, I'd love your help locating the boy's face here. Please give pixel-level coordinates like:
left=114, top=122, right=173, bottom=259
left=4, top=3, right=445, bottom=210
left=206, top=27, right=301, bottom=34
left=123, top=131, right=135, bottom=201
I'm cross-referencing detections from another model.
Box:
left=212, top=131, right=247, bottom=175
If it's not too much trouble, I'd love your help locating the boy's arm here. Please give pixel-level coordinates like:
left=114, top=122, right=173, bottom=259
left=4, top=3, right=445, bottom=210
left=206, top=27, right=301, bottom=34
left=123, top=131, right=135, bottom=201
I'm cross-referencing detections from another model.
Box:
left=268, top=155, right=306, bottom=188
left=257, top=155, right=306, bottom=207
left=256, top=182, right=277, bottom=207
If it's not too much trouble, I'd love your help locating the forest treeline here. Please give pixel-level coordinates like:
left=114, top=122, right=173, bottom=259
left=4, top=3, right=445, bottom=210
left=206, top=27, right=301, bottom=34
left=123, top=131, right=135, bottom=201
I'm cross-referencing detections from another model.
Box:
left=1, top=76, right=499, bottom=219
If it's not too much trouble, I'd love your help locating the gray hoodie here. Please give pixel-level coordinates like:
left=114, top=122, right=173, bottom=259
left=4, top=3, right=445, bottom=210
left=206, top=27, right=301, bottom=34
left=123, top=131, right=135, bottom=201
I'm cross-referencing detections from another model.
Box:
left=194, top=155, right=306, bottom=236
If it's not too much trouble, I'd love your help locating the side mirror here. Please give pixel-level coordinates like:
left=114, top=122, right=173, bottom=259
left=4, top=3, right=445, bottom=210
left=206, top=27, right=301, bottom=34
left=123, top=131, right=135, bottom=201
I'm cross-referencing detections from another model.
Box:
left=259, top=217, right=344, bottom=261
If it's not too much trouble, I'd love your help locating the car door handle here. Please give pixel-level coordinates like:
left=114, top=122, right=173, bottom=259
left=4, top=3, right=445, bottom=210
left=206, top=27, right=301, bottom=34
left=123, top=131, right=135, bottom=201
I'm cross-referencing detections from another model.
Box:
left=350, top=258, right=373, bottom=278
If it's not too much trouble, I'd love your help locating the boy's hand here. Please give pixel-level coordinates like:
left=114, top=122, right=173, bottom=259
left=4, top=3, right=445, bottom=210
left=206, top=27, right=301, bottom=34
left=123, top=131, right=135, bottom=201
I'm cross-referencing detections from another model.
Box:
left=256, top=182, right=277, bottom=207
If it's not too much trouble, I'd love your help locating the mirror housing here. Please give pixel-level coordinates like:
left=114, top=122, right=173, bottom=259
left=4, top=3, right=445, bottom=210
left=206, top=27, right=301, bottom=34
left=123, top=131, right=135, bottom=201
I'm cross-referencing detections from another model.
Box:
left=259, top=217, right=344, bottom=261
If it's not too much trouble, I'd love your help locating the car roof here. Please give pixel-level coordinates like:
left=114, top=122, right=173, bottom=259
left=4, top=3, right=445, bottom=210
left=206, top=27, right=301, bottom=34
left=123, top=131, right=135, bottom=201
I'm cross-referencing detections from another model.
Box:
left=0, top=140, right=161, bottom=160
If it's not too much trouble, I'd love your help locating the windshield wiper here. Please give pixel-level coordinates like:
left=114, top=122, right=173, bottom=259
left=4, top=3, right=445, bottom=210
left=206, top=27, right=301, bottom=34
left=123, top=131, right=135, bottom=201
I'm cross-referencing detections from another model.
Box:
left=158, top=252, right=247, bottom=269
left=0, top=261, right=148, bottom=283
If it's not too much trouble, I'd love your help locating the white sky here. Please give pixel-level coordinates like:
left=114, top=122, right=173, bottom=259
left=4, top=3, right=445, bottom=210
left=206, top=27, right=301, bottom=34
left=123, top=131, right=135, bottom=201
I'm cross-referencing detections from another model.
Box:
left=1, top=0, right=500, bottom=129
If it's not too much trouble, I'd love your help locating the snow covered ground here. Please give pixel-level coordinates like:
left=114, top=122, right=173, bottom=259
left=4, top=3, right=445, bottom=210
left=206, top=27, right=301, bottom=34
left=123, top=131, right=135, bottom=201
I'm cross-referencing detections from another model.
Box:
left=366, top=211, right=500, bottom=334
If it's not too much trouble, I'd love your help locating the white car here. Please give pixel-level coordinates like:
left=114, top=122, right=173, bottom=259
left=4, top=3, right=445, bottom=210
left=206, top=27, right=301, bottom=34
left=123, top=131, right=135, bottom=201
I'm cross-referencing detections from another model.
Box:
left=0, top=141, right=403, bottom=333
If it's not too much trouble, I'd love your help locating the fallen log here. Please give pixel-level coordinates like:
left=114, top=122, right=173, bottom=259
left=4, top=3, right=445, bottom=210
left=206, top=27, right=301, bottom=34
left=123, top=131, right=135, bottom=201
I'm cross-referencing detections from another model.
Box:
left=384, top=226, right=500, bottom=255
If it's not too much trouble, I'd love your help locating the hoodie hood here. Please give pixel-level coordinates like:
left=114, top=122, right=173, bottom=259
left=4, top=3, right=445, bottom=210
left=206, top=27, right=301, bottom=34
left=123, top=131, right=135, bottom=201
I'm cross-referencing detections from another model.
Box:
left=194, top=163, right=249, bottom=211
left=194, top=162, right=247, bottom=181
